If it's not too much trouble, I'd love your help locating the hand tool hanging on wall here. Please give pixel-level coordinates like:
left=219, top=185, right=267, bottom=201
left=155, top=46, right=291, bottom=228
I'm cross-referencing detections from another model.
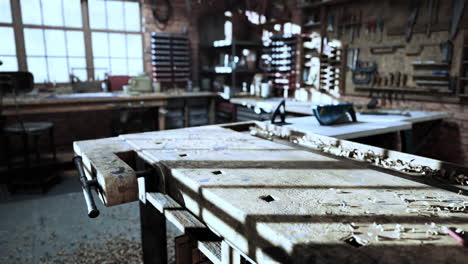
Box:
left=450, top=0, right=465, bottom=41
left=405, top=42, right=439, bottom=56
left=370, top=45, right=405, bottom=54
left=365, top=18, right=377, bottom=40
left=352, top=61, right=377, bottom=84
left=356, top=10, right=362, bottom=38
left=346, top=48, right=359, bottom=70
left=405, top=0, right=421, bottom=42
left=395, top=72, right=401, bottom=87
left=426, top=0, right=434, bottom=37
left=377, top=17, right=384, bottom=42
left=185, top=0, right=191, bottom=16
left=389, top=73, right=395, bottom=87
left=440, top=40, right=453, bottom=64
left=327, top=11, right=335, bottom=32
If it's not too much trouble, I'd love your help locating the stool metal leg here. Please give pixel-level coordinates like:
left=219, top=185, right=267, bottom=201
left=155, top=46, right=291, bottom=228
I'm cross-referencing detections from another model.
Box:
left=33, top=134, right=40, bottom=162
left=3, top=134, right=11, bottom=169
left=22, top=133, right=30, bottom=168
left=49, top=126, right=56, bottom=160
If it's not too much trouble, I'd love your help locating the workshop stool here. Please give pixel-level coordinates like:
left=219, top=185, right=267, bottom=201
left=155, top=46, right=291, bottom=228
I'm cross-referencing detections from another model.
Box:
left=2, top=122, right=56, bottom=168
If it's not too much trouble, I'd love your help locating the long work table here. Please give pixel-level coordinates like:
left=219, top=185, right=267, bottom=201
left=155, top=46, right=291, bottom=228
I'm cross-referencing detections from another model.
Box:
left=229, top=97, right=450, bottom=153
left=1, top=91, right=217, bottom=131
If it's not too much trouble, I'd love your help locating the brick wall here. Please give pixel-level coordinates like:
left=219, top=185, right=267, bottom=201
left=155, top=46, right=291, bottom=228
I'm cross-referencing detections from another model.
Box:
left=292, top=0, right=468, bottom=166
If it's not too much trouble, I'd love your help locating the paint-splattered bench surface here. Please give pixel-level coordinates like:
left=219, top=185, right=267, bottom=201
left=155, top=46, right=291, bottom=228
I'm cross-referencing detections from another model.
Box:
left=74, top=124, right=468, bottom=263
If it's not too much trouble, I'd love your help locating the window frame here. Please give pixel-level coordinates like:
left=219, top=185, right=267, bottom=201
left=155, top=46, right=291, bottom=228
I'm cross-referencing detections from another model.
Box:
left=0, top=0, right=144, bottom=84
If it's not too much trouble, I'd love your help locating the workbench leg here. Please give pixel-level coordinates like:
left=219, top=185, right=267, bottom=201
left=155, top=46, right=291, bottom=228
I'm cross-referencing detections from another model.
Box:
left=49, top=126, right=56, bottom=160
left=158, top=107, right=166, bottom=131
left=184, top=103, right=189, bottom=128
left=221, top=241, right=241, bottom=264
left=208, top=98, right=215, bottom=125
left=3, top=134, right=11, bottom=169
left=140, top=201, right=167, bottom=264
left=22, top=133, right=30, bottom=168
left=400, top=129, right=414, bottom=154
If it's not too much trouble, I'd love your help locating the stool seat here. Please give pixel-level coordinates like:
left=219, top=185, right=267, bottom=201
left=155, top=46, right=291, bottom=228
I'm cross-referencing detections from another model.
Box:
left=2, top=121, right=56, bottom=171
left=3, top=122, right=54, bottom=134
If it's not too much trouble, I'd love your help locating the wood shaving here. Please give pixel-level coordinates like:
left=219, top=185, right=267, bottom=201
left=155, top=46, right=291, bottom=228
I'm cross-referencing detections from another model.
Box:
left=250, top=126, right=468, bottom=186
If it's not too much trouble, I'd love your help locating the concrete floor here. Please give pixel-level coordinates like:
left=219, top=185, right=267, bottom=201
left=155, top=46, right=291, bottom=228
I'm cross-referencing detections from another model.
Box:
left=0, top=174, right=179, bottom=263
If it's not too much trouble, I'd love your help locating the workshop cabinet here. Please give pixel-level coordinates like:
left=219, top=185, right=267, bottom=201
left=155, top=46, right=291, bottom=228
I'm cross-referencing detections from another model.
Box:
left=164, top=98, right=210, bottom=129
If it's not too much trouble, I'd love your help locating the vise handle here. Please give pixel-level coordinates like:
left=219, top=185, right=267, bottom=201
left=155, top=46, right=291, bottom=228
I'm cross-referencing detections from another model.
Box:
left=73, top=156, right=100, bottom=218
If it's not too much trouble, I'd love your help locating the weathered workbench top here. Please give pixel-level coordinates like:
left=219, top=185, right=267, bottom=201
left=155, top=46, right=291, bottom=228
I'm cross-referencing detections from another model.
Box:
left=1, top=91, right=217, bottom=115
left=74, top=124, right=468, bottom=263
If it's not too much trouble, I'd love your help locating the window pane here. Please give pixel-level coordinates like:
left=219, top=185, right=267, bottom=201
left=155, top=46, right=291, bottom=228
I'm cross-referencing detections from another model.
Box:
left=107, top=0, right=124, bottom=30
left=21, top=0, right=42, bottom=25
left=68, top=57, right=87, bottom=80
left=27, top=57, right=48, bottom=82
left=109, top=33, right=126, bottom=58
left=45, top=30, right=67, bottom=56
left=63, top=0, right=82, bottom=27
left=0, top=27, right=16, bottom=55
left=66, top=31, right=85, bottom=57
left=0, top=56, right=18, bottom=71
left=110, top=58, right=127, bottom=75
left=42, top=0, right=63, bottom=26
left=125, top=1, right=140, bottom=31
left=127, top=34, right=142, bottom=58
left=88, top=0, right=106, bottom=29
left=0, top=0, right=12, bottom=23
left=94, top=58, right=109, bottom=80
left=128, top=58, right=143, bottom=76
left=24, top=28, right=45, bottom=56
left=47, top=57, right=69, bottom=82
left=92, top=32, right=109, bottom=58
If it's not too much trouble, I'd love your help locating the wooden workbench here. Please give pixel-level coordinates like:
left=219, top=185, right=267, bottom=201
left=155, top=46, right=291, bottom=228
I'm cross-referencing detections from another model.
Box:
left=74, top=123, right=468, bottom=264
left=1, top=91, right=217, bottom=131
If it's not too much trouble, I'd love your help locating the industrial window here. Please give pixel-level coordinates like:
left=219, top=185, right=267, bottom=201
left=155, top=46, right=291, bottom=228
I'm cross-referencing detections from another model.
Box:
left=88, top=0, right=143, bottom=79
left=0, top=0, right=17, bottom=71
left=0, top=0, right=143, bottom=84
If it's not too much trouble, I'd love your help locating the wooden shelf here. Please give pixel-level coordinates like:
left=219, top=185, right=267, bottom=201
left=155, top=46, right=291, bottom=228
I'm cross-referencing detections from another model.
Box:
left=415, top=80, right=449, bottom=86
left=201, top=68, right=260, bottom=75
left=355, top=86, right=453, bottom=94
left=300, top=0, right=353, bottom=9
left=201, top=40, right=263, bottom=49
left=413, top=75, right=448, bottom=79
left=412, top=62, right=449, bottom=67
left=303, top=22, right=321, bottom=28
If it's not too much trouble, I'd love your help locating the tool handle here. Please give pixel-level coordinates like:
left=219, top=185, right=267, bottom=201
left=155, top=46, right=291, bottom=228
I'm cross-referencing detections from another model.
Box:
left=73, top=156, right=100, bottom=218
